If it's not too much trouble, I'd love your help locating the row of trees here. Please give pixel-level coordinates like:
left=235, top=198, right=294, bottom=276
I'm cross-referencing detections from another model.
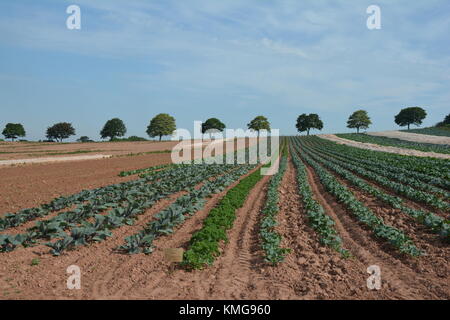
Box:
left=295, top=107, right=436, bottom=135
left=2, top=108, right=448, bottom=141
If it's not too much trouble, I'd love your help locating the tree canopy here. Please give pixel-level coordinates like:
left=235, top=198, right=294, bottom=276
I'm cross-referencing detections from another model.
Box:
left=2, top=123, right=26, bottom=141
left=296, top=114, right=323, bottom=135
left=201, top=118, right=226, bottom=134
left=46, top=122, right=76, bottom=142
left=146, top=113, right=176, bottom=141
left=100, top=118, right=127, bottom=140
left=394, top=107, right=427, bottom=130
left=436, top=113, right=450, bottom=127
left=347, top=110, right=372, bottom=133
left=77, top=136, right=92, bottom=143
left=247, top=116, right=270, bottom=136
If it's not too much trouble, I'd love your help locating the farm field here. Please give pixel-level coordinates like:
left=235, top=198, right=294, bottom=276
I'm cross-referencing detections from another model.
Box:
left=335, top=133, right=450, bottom=154
left=0, top=137, right=448, bottom=300
left=0, top=139, right=227, bottom=161
left=320, top=134, right=450, bottom=159
left=402, top=127, right=450, bottom=137
left=367, top=130, right=450, bottom=145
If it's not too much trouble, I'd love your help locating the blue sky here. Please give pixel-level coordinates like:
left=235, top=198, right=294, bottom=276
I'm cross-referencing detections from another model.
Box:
left=0, top=0, right=449, bottom=141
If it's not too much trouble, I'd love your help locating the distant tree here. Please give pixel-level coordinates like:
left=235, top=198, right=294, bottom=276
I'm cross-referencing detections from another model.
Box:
left=2, top=123, right=26, bottom=141
left=100, top=118, right=127, bottom=141
left=46, top=122, right=76, bottom=142
left=395, top=107, right=427, bottom=130
left=347, top=110, right=372, bottom=133
left=202, top=118, right=226, bottom=133
left=202, top=118, right=226, bottom=138
left=296, top=114, right=324, bottom=135
left=146, top=113, right=176, bottom=141
left=436, top=113, right=450, bottom=127
left=77, top=136, right=92, bottom=143
left=247, top=116, right=270, bottom=137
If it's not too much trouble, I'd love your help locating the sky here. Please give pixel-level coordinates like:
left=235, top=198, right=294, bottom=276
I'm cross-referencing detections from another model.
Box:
left=0, top=0, right=449, bottom=141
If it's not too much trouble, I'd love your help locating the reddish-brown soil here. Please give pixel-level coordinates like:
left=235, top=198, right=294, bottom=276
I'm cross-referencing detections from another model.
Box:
left=303, top=161, right=449, bottom=299
left=0, top=153, right=171, bottom=214
left=0, top=141, right=178, bottom=160
left=0, top=166, right=262, bottom=299
left=0, top=145, right=448, bottom=299
left=0, top=139, right=256, bottom=214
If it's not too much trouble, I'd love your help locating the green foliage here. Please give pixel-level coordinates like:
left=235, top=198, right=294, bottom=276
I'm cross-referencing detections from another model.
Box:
left=260, top=154, right=291, bottom=264
left=395, top=107, right=427, bottom=130
left=404, top=126, right=450, bottom=137
left=100, top=118, right=127, bottom=140
left=31, top=258, right=40, bottom=266
left=110, top=136, right=148, bottom=142
left=118, top=164, right=172, bottom=177
left=347, top=110, right=372, bottom=133
left=247, top=116, right=270, bottom=136
left=201, top=118, right=226, bottom=134
left=296, top=114, right=323, bottom=135
left=435, top=113, right=450, bottom=127
left=299, top=136, right=449, bottom=241
left=146, top=113, right=176, bottom=141
left=77, top=136, right=93, bottom=143
left=46, top=122, right=76, bottom=142
left=289, top=140, right=349, bottom=256
left=183, top=168, right=263, bottom=270
left=2, top=123, right=26, bottom=141
left=336, top=133, right=450, bottom=155
left=118, top=161, right=255, bottom=256
left=292, top=137, right=432, bottom=254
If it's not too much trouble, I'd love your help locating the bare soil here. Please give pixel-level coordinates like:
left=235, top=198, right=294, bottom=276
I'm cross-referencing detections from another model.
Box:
left=303, top=162, right=449, bottom=299
left=367, top=131, right=450, bottom=145
left=319, top=134, right=450, bottom=159
left=0, top=141, right=178, bottom=161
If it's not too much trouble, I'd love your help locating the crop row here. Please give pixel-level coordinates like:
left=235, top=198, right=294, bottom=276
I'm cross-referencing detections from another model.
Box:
left=312, top=137, right=450, bottom=190
left=0, top=163, right=240, bottom=253
left=298, top=139, right=450, bottom=241
left=117, top=163, right=255, bottom=254
left=336, top=133, right=450, bottom=155
left=182, top=167, right=264, bottom=269
left=289, top=139, right=349, bottom=256
left=291, top=138, right=422, bottom=256
left=118, top=164, right=173, bottom=177
left=302, top=139, right=448, bottom=211
left=259, top=148, right=290, bottom=264
left=318, top=137, right=450, bottom=181
left=303, top=138, right=449, bottom=198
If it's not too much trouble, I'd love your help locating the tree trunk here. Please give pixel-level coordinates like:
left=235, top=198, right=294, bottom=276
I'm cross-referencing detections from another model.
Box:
left=307, top=128, right=310, bottom=136
left=159, top=135, right=162, bottom=141
left=407, top=124, right=410, bottom=130
left=357, top=127, right=360, bottom=133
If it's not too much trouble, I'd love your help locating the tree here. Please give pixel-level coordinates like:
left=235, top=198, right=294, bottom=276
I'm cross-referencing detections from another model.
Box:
left=394, top=107, right=427, bottom=130
left=100, top=118, right=127, bottom=141
left=46, top=122, right=76, bottom=142
left=77, top=136, right=92, bottom=143
left=146, top=113, right=176, bottom=141
left=2, top=123, right=26, bottom=141
left=202, top=118, right=226, bottom=133
left=347, top=110, right=372, bottom=133
left=202, top=118, right=226, bottom=138
left=296, top=114, right=324, bottom=135
left=436, top=113, right=450, bottom=127
left=247, top=116, right=270, bottom=137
